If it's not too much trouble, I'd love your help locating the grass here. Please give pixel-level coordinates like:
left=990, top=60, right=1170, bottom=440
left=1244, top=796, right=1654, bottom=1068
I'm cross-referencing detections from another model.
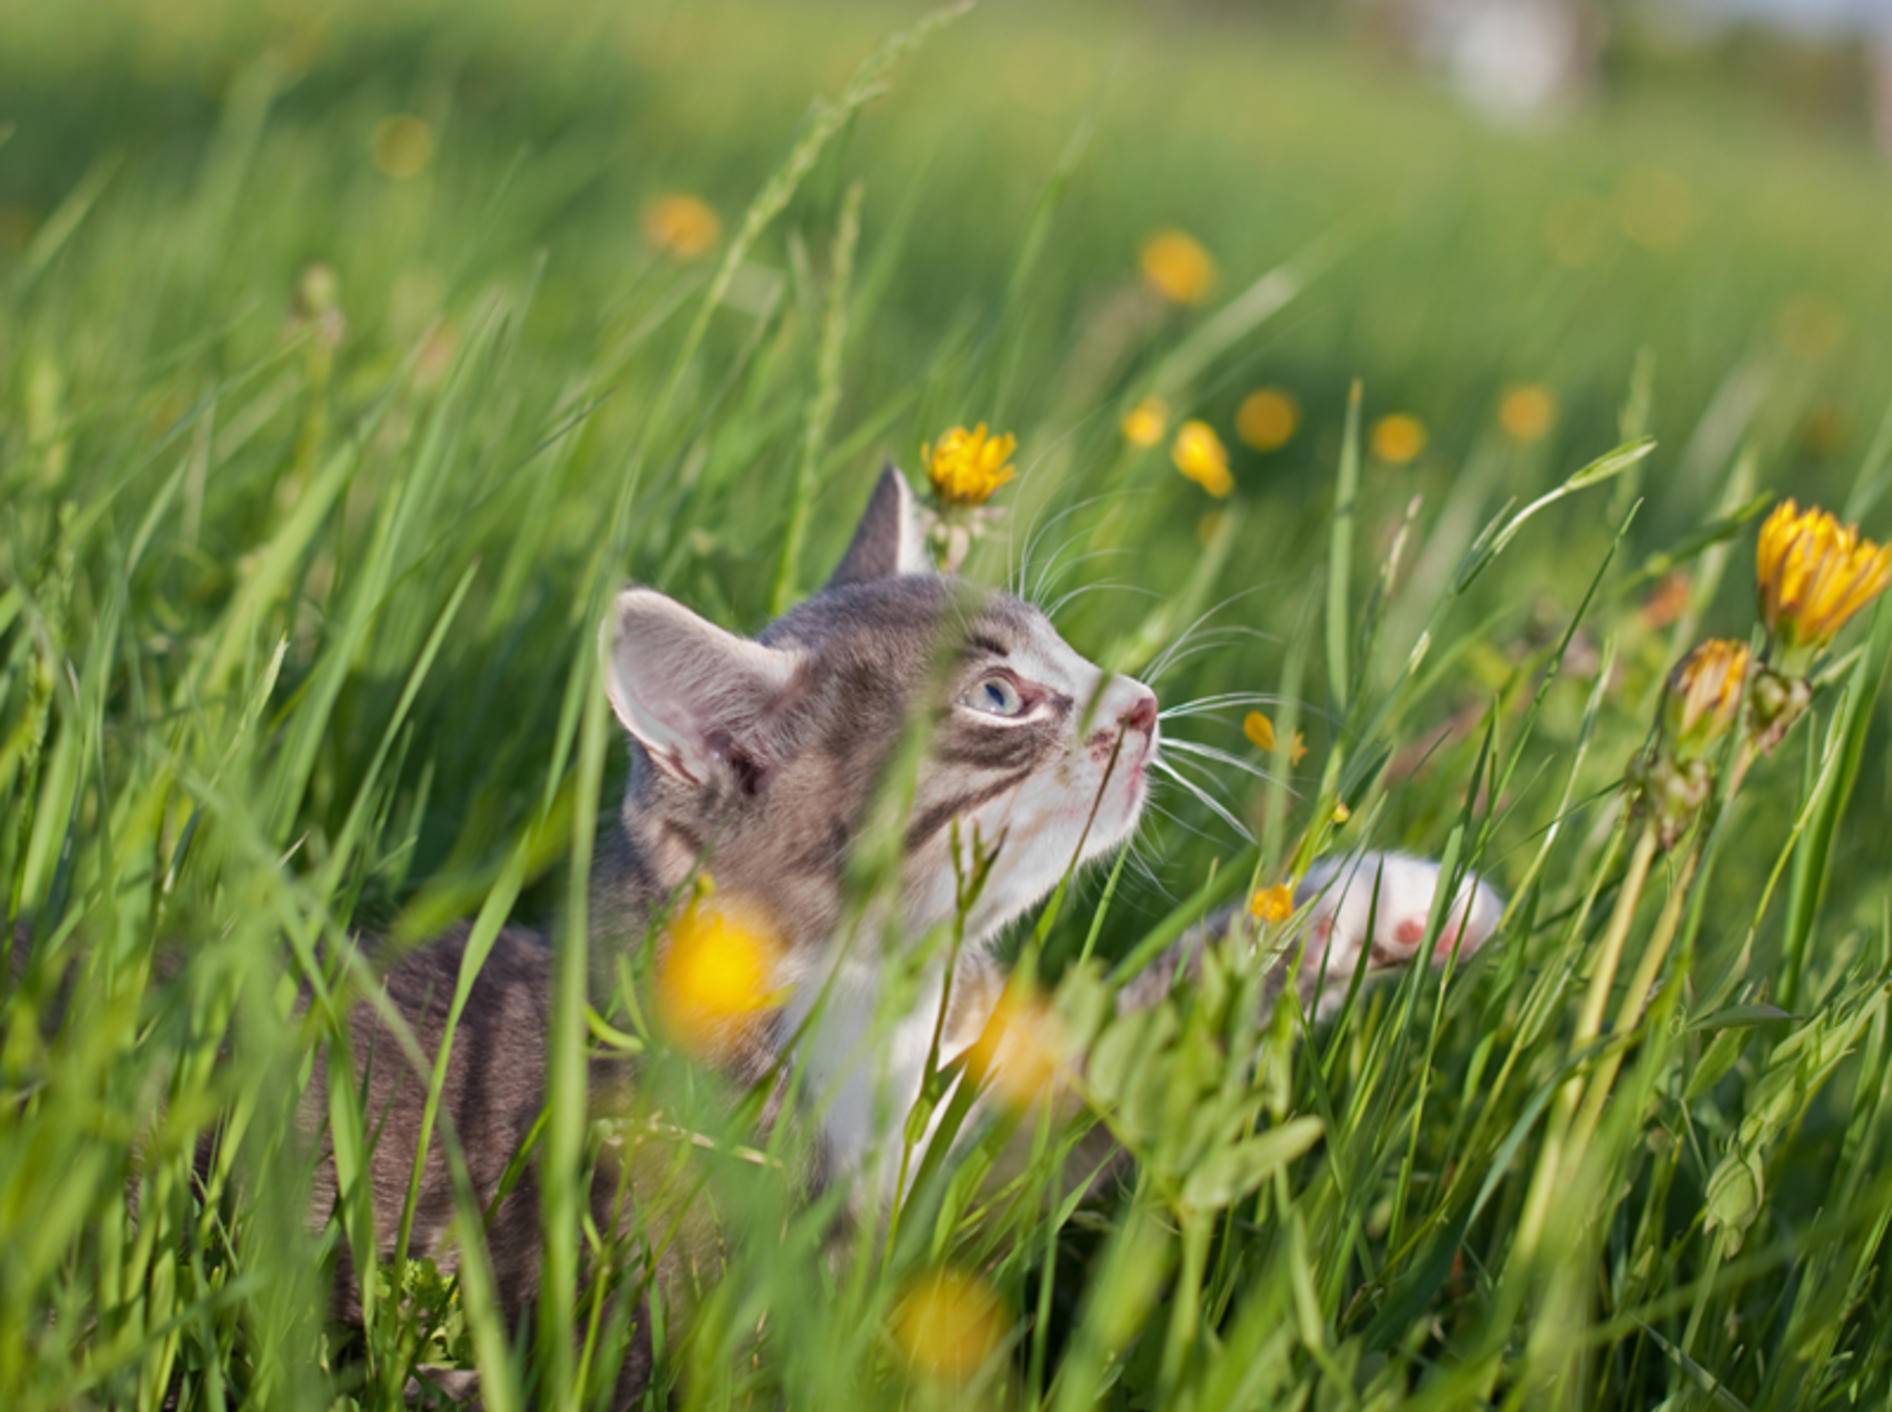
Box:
left=5, top=0, right=1892, bottom=1406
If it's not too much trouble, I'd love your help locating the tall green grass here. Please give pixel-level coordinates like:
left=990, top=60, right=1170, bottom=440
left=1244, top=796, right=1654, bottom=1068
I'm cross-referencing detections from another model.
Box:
left=5, top=0, right=1892, bottom=1406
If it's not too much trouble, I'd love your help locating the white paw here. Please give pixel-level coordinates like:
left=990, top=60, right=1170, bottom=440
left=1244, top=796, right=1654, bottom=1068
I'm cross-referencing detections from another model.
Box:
left=1293, top=851, right=1502, bottom=1013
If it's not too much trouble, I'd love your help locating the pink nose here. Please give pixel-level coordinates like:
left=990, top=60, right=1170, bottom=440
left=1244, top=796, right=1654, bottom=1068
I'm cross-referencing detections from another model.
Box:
left=1119, top=688, right=1158, bottom=736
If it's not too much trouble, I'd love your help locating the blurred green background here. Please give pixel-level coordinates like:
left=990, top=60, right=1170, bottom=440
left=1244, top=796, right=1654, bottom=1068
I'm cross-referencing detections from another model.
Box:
left=8, top=3, right=1892, bottom=1407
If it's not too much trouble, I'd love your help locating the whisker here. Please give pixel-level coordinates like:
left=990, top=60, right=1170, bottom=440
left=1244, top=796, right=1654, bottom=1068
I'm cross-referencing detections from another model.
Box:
left=1047, top=581, right=1162, bottom=619
left=1033, top=545, right=1136, bottom=606
left=1013, top=488, right=1148, bottom=598
left=1151, top=759, right=1256, bottom=842
left=1147, top=631, right=1276, bottom=685
left=1143, top=797, right=1224, bottom=849
left=1158, top=737, right=1280, bottom=785
left=1158, top=691, right=1295, bottom=717
left=1143, top=587, right=1276, bottom=680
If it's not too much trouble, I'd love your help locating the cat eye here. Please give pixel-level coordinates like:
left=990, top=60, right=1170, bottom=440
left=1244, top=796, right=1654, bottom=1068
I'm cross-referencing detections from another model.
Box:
left=962, top=673, right=1027, bottom=718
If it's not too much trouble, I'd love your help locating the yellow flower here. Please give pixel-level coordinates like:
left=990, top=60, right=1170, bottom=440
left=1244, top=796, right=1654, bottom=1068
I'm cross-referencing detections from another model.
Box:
left=923, top=423, right=1017, bottom=507
left=1121, top=397, right=1168, bottom=448
left=655, top=896, right=786, bottom=1061
left=1235, top=387, right=1300, bottom=452
left=1331, top=801, right=1351, bottom=824
left=1663, top=639, right=1749, bottom=762
left=891, top=1268, right=1006, bottom=1381
left=1370, top=413, right=1427, bottom=465
left=1250, top=884, right=1295, bottom=924
left=1138, top=228, right=1215, bottom=305
left=370, top=114, right=435, bottom=180
left=642, top=192, right=721, bottom=259
left=1242, top=710, right=1307, bottom=764
left=1756, top=500, right=1891, bottom=657
left=963, top=982, right=1068, bottom=1113
left=1172, top=419, right=1232, bottom=498
left=1498, top=384, right=1557, bottom=443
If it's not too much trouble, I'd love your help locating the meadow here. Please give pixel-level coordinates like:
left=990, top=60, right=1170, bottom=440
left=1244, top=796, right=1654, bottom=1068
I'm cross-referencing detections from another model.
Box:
left=5, top=0, right=1892, bottom=1406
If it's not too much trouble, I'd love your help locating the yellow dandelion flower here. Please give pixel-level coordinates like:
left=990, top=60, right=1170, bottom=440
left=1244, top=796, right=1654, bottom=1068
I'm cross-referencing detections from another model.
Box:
left=963, top=982, right=1068, bottom=1114
left=1172, top=419, right=1233, bottom=498
left=1663, top=639, right=1749, bottom=762
left=1250, top=883, right=1295, bottom=924
left=1370, top=413, right=1427, bottom=466
left=923, top=423, right=1017, bottom=507
left=370, top=114, right=435, bottom=180
left=642, top=192, right=721, bottom=259
left=1139, top=228, right=1216, bottom=306
left=891, top=1268, right=1006, bottom=1381
left=1121, top=397, right=1168, bottom=448
left=1756, top=500, right=1891, bottom=657
left=1242, top=710, right=1307, bottom=764
left=655, top=897, right=786, bottom=1062
left=1498, top=384, right=1557, bottom=443
left=1235, top=387, right=1300, bottom=452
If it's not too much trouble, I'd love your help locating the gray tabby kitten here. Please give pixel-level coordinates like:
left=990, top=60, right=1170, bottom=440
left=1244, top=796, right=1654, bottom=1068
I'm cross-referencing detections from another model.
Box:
left=312, top=465, right=1499, bottom=1397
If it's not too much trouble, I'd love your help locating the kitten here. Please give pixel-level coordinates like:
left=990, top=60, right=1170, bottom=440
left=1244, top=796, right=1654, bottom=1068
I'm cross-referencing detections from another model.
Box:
left=301, top=465, right=1499, bottom=1398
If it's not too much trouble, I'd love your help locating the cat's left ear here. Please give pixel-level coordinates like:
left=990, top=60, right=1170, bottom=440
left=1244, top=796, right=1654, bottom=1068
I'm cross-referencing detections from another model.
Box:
left=602, top=587, right=799, bottom=790
left=824, top=463, right=930, bottom=589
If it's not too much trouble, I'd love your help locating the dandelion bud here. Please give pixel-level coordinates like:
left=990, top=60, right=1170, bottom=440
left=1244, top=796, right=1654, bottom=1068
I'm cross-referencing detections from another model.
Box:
left=1755, top=500, right=1889, bottom=662
left=1661, top=639, right=1749, bottom=763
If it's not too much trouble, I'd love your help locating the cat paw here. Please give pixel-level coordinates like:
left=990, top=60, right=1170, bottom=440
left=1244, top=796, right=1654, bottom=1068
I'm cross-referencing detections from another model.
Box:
left=1293, top=851, right=1502, bottom=1014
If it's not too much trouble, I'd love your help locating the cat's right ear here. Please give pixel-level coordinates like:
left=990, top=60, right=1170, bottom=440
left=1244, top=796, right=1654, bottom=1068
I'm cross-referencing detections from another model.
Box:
left=602, top=588, right=798, bottom=789
left=824, top=463, right=930, bottom=589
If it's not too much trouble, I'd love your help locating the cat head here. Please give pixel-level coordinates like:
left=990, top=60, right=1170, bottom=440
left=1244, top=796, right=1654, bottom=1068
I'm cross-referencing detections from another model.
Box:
left=602, top=465, right=1158, bottom=951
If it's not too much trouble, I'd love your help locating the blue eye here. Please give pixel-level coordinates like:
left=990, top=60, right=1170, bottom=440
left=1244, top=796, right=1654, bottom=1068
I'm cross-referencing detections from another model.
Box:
left=963, top=674, right=1025, bottom=717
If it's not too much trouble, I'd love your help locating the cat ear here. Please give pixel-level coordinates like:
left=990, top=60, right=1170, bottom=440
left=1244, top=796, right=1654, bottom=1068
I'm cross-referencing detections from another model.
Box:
left=824, top=463, right=930, bottom=589
left=602, top=587, right=798, bottom=789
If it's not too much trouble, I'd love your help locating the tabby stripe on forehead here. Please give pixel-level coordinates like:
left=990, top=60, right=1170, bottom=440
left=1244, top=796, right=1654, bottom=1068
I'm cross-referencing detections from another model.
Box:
left=905, top=767, right=1036, bottom=850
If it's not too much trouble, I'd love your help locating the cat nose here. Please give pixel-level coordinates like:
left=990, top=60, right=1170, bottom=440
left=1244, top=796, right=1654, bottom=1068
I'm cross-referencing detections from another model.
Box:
left=1118, top=686, right=1158, bottom=736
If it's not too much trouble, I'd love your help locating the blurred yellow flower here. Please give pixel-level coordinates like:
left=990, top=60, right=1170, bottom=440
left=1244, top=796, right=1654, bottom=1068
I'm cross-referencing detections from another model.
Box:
left=1331, top=801, right=1351, bottom=824
left=642, top=192, right=721, bottom=259
left=1121, top=396, right=1168, bottom=448
left=963, top=982, right=1068, bottom=1113
left=923, top=423, right=1017, bottom=506
left=1139, top=228, right=1215, bottom=305
left=1498, top=384, right=1557, bottom=443
left=656, top=896, right=786, bottom=1062
left=370, top=114, right=435, bottom=180
left=1235, top=387, right=1300, bottom=452
left=891, top=1268, right=1006, bottom=1381
left=1172, top=419, right=1233, bottom=498
left=1250, top=884, right=1295, bottom=924
left=1617, top=166, right=1696, bottom=253
left=1243, top=710, right=1306, bottom=764
left=1663, top=639, right=1749, bottom=761
left=1775, top=295, right=1847, bottom=363
left=1756, top=500, right=1890, bottom=656
left=1370, top=413, right=1427, bottom=465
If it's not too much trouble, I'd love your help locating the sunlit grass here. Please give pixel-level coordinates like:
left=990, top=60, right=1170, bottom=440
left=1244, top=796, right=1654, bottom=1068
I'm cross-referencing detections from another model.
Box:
left=4, top=0, right=1892, bottom=1408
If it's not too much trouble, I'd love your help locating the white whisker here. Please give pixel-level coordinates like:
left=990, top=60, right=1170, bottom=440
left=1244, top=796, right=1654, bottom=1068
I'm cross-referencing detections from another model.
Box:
left=1046, top=581, right=1162, bottom=619
left=1158, top=736, right=1280, bottom=785
left=1151, top=758, right=1255, bottom=842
